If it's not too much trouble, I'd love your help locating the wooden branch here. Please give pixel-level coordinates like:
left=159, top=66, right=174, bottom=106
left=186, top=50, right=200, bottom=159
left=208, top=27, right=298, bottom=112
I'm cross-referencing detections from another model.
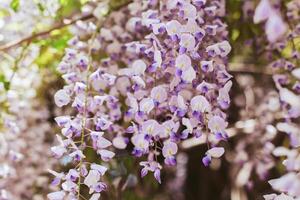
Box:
left=0, top=0, right=133, bottom=52
left=229, top=63, right=273, bottom=76
left=0, top=14, right=94, bottom=51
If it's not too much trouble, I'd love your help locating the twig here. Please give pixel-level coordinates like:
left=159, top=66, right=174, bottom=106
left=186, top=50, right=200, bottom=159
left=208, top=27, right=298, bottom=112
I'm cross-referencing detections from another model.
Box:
left=0, top=14, right=94, bottom=51
left=229, top=63, right=273, bottom=76
left=0, top=0, right=134, bottom=52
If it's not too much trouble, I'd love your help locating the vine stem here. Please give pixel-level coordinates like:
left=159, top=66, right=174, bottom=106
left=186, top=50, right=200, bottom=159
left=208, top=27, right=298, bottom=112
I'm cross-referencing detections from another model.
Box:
left=76, top=17, right=102, bottom=199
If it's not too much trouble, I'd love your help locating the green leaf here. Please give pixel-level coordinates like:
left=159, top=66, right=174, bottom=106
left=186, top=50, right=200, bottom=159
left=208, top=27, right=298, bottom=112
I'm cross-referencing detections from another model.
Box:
left=0, top=74, right=10, bottom=90
left=10, top=0, right=20, bottom=12
left=37, top=3, right=45, bottom=12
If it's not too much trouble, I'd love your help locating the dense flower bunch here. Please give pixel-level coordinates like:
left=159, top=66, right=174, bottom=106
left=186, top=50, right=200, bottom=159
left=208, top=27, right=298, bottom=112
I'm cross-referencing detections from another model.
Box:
left=0, top=45, right=55, bottom=199
left=0, top=0, right=59, bottom=46
left=230, top=75, right=280, bottom=190
left=253, top=0, right=300, bottom=199
left=50, top=0, right=232, bottom=199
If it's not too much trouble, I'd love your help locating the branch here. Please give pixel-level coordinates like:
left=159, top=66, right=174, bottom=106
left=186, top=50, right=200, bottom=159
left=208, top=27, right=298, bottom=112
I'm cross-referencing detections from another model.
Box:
left=229, top=63, right=273, bottom=76
left=0, top=0, right=133, bottom=52
left=0, top=14, right=94, bottom=51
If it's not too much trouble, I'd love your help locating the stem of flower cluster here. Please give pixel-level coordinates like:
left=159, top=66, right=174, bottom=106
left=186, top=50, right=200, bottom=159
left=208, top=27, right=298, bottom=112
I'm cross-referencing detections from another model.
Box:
left=76, top=18, right=103, bottom=200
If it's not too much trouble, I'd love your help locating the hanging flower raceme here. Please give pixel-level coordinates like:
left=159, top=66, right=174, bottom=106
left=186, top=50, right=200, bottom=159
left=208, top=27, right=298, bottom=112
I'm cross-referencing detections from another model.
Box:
left=49, top=2, right=118, bottom=199
left=253, top=0, right=300, bottom=199
left=89, top=0, right=232, bottom=184
left=50, top=0, right=232, bottom=197
left=0, top=45, right=55, bottom=199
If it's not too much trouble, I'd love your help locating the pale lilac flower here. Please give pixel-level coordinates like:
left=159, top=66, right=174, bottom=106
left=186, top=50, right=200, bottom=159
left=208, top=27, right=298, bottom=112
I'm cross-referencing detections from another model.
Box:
left=162, top=141, right=178, bottom=165
left=54, top=89, right=71, bottom=107
left=55, top=116, right=71, bottom=127
left=151, top=86, right=167, bottom=104
left=49, top=169, right=65, bottom=186
left=202, top=155, right=211, bottom=167
left=132, top=75, right=146, bottom=88
left=112, top=137, right=127, bottom=149
left=47, top=191, right=66, bottom=200
left=182, top=118, right=194, bottom=134
left=181, top=2, right=197, bottom=19
left=140, top=161, right=162, bottom=183
left=196, top=81, right=214, bottom=93
left=190, top=95, right=211, bottom=113
left=51, top=146, right=67, bottom=158
left=84, top=170, right=100, bottom=189
left=265, top=13, right=287, bottom=43
left=69, top=150, right=86, bottom=161
left=90, top=193, right=101, bottom=200
left=62, top=180, right=78, bottom=192
left=175, top=54, right=192, bottom=72
left=97, top=149, right=115, bottom=161
left=141, top=120, right=160, bottom=137
left=152, top=23, right=165, bottom=35
left=253, top=0, right=273, bottom=23
left=160, top=120, right=179, bottom=138
left=177, top=94, right=188, bottom=111
left=127, top=93, right=139, bottom=113
left=131, top=134, right=149, bottom=155
left=139, top=98, right=155, bottom=114
left=90, top=164, right=107, bottom=176
left=206, top=147, right=225, bottom=158
left=217, top=80, right=232, bottom=109
left=184, top=19, right=204, bottom=36
left=96, top=136, right=112, bottom=149
left=181, top=67, right=196, bottom=83
left=264, top=193, right=295, bottom=200
left=179, top=33, right=196, bottom=52
left=96, top=117, right=112, bottom=131
left=253, top=0, right=287, bottom=42
left=119, top=59, right=147, bottom=76
left=217, top=41, right=232, bottom=57
left=192, top=0, right=206, bottom=7
left=208, top=115, right=228, bottom=136
left=166, top=20, right=182, bottom=36
left=268, top=173, right=299, bottom=197
left=200, top=60, right=214, bottom=73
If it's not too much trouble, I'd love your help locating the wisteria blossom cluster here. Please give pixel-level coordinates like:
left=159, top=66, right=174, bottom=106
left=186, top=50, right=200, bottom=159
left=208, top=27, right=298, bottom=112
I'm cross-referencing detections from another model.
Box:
left=230, top=75, right=280, bottom=190
left=0, top=44, right=55, bottom=199
left=3, top=0, right=300, bottom=199
left=253, top=0, right=300, bottom=199
left=50, top=0, right=232, bottom=198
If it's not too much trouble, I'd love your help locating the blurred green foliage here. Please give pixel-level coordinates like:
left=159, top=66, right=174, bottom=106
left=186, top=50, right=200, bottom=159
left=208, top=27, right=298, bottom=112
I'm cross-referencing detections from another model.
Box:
left=10, top=0, right=19, bottom=12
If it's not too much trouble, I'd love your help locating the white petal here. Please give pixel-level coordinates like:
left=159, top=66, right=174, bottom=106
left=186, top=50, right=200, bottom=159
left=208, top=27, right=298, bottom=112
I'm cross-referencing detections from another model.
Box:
left=140, top=98, right=154, bottom=114
left=113, top=137, right=127, bottom=149
left=182, top=118, right=193, bottom=133
left=132, top=75, right=146, bottom=88
left=132, top=59, right=147, bottom=75
left=47, top=191, right=65, bottom=200
left=292, top=68, right=300, bottom=79
left=181, top=67, right=196, bottom=83
left=207, top=147, right=225, bottom=158
left=97, top=137, right=112, bottom=149
left=91, top=163, right=108, bottom=176
left=98, top=149, right=115, bottom=161
left=84, top=170, right=100, bottom=187
left=90, top=193, right=101, bottom=200
left=254, top=0, right=273, bottom=23
left=54, top=89, right=70, bottom=107
left=273, top=147, right=290, bottom=157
